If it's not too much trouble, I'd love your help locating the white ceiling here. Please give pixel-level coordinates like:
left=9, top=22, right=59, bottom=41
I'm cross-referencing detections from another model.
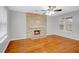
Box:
left=8, top=6, right=79, bottom=16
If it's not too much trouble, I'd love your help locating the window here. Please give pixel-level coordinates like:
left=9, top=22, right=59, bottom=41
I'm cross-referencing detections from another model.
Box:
left=59, top=18, right=65, bottom=30
left=59, top=17, right=72, bottom=32
left=0, top=7, right=7, bottom=39
left=65, top=17, right=72, bottom=31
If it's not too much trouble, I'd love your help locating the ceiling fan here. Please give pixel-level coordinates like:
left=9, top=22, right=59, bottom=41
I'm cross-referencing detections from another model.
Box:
left=41, top=6, right=62, bottom=15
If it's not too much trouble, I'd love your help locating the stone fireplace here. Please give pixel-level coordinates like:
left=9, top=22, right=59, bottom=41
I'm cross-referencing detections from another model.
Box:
left=27, top=13, right=47, bottom=39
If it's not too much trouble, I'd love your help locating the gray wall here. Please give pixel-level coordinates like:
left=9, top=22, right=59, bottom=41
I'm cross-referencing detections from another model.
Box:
left=47, top=16, right=56, bottom=35
left=9, top=11, right=27, bottom=39
left=47, top=10, right=79, bottom=40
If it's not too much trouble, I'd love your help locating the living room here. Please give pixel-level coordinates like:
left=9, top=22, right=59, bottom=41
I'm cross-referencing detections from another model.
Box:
left=0, top=6, right=79, bottom=53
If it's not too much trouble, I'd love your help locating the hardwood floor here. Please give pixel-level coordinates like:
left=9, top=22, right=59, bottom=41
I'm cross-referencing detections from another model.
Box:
left=5, top=35, right=79, bottom=53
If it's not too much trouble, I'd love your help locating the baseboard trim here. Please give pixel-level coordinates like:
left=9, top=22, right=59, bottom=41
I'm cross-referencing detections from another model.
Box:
left=53, top=34, right=79, bottom=41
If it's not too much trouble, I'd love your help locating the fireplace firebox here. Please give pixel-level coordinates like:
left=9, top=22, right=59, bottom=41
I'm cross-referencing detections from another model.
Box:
left=34, top=30, right=40, bottom=35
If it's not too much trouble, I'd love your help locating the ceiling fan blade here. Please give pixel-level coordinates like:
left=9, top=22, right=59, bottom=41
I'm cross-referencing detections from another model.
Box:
left=54, top=9, right=62, bottom=11
left=41, top=10, right=45, bottom=11
left=41, top=8, right=50, bottom=11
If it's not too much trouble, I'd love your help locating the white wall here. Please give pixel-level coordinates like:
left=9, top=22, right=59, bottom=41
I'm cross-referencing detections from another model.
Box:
left=47, top=10, right=79, bottom=40
left=9, top=11, right=27, bottom=39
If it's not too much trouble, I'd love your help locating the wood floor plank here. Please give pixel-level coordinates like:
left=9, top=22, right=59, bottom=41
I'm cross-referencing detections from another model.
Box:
left=5, top=35, right=79, bottom=53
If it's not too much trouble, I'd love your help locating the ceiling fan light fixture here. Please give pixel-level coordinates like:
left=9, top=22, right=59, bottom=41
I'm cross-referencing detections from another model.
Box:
left=41, top=6, right=62, bottom=16
left=51, top=11, right=55, bottom=14
left=45, top=11, right=55, bottom=16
